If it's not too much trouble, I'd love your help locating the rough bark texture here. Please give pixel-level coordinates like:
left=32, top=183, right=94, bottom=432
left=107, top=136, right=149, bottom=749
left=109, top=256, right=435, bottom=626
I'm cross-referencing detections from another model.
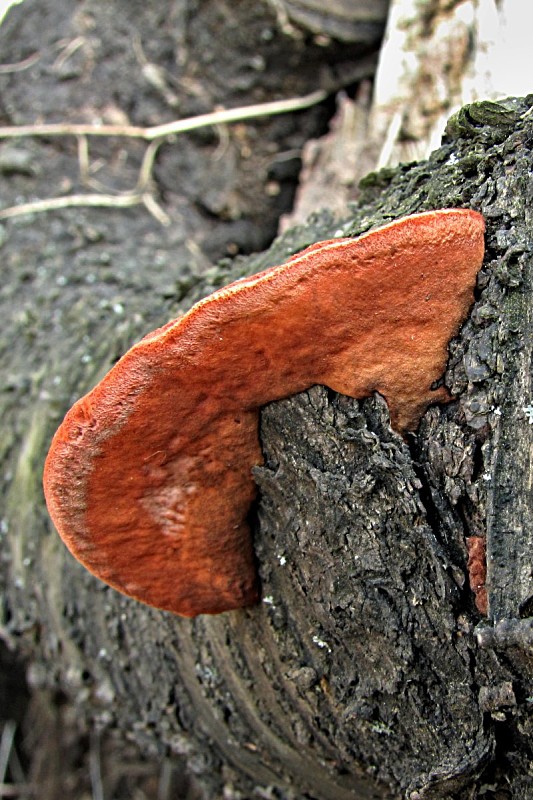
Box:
left=1, top=1, right=533, bottom=799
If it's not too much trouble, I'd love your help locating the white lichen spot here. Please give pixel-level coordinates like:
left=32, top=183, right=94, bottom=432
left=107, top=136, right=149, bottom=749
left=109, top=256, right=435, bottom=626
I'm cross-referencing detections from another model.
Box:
left=370, top=721, right=393, bottom=736
left=278, top=554, right=287, bottom=566
left=312, top=635, right=332, bottom=653
left=522, top=405, right=533, bottom=424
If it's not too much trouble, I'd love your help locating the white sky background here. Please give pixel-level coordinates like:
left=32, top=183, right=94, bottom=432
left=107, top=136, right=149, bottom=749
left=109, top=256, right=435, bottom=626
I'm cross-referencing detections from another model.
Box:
left=0, top=0, right=23, bottom=26
left=472, top=0, right=533, bottom=98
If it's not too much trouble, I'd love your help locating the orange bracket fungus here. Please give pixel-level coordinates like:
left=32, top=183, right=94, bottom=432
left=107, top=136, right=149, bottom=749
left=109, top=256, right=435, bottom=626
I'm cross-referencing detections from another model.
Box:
left=43, top=209, right=485, bottom=617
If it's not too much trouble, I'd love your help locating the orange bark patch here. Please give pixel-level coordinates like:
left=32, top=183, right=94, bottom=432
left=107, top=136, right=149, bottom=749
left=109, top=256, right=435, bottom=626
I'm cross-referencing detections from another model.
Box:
left=466, top=535, right=488, bottom=615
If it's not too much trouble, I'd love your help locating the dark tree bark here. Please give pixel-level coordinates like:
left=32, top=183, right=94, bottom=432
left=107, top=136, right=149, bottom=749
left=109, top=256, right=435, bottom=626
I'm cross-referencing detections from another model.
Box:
left=1, top=2, right=532, bottom=798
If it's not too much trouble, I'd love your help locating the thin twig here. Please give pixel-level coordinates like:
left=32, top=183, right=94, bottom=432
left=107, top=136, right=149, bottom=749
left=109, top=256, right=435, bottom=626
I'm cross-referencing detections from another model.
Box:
left=141, top=192, right=171, bottom=226
left=0, top=88, right=328, bottom=142
left=53, top=36, right=85, bottom=72
left=0, top=193, right=143, bottom=220
left=77, top=134, right=90, bottom=184
left=75, top=134, right=130, bottom=194
left=0, top=52, right=40, bottom=74
left=136, top=139, right=163, bottom=191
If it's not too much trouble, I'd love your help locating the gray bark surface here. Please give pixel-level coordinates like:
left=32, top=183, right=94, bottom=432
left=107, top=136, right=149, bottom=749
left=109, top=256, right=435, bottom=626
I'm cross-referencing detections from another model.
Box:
left=1, top=2, right=532, bottom=798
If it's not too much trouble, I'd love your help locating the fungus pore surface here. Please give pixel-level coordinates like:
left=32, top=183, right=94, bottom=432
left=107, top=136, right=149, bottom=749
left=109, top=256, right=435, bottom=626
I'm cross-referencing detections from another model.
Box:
left=43, top=209, right=485, bottom=616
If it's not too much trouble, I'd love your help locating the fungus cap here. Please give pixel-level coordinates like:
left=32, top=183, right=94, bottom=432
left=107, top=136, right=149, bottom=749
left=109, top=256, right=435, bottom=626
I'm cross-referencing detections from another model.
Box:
left=43, top=208, right=485, bottom=616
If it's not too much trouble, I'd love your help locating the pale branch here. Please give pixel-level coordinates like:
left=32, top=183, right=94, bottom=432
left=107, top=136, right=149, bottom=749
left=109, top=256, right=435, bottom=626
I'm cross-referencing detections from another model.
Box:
left=0, top=88, right=330, bottom=224
left=0, top=88, right=328, bottom=142
left=0, top=52, right=40, bottom=74
left=0, top=57, right=378, bottom=223
left=0, top=192, right=143, bottom=219
left=0, top=51, right=378, bottom=142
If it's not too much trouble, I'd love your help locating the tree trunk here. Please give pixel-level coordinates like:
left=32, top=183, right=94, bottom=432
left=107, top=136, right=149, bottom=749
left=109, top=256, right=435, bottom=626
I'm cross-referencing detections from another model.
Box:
left=1, top=2, right=532, bottom=799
